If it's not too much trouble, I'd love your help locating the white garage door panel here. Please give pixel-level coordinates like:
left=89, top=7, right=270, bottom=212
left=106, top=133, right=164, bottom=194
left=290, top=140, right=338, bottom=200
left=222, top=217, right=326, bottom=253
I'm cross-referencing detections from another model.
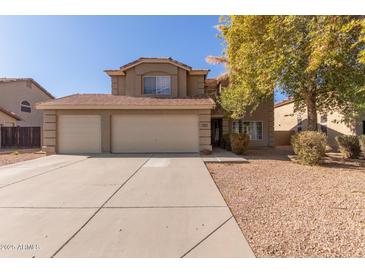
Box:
left=112, top=114, right=199, bottom=153
left=58, top=115, right=101, bottom=153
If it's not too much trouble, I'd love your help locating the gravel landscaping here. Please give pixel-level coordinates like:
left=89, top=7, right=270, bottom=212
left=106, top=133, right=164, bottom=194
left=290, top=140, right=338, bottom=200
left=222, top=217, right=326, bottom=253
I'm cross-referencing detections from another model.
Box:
left=0, top=151, right=45, bottom=166
left=207, top=147, right=365, bottom=257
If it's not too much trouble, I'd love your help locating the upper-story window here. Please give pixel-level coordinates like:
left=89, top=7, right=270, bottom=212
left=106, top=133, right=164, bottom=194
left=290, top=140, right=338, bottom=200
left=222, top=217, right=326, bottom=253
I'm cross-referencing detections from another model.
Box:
left=143, top=76, right=171, bottom=96
left=21, top=100, right=31, bottom=113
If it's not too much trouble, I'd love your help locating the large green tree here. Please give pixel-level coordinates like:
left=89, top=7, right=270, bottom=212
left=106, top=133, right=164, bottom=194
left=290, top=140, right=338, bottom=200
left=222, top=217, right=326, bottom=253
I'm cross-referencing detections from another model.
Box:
left=217, top=16, right=365, bottom=130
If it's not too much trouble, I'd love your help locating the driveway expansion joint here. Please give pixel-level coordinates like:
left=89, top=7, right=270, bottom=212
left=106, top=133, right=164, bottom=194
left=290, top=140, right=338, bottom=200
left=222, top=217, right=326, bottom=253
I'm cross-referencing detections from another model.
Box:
left=0, top=157, right=90, bottom=190
left=180, top=216, right=233, bottom=258
left=50, top=155, right=152, bottom=258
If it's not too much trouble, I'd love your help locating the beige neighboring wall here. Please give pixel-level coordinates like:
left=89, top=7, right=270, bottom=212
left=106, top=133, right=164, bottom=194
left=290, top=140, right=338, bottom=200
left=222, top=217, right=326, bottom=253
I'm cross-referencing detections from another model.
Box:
left=0, top=80, right=53, bottom=127
left=274, top=100, right=363, bottom=147
left=42, top=109, right=212, bottom=154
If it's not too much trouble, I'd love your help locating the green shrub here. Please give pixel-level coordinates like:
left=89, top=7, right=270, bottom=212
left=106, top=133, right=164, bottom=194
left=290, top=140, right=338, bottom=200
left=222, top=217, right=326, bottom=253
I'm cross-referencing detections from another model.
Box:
left=291, top=131, right=327, bottom=165
left=359, top=135, right=365, bottom=157
left=335, top=135, right=361, bottom=159
left=230, top=133, right=250, bottom=155
left=222, top=133, right=231, bottom=151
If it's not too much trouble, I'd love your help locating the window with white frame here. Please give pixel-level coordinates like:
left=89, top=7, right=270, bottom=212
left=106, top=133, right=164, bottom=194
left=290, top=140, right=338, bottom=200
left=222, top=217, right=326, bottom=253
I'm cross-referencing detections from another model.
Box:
left=143, top=76, right=171, bottom=95
left=232, top=120, right=263, bottom=140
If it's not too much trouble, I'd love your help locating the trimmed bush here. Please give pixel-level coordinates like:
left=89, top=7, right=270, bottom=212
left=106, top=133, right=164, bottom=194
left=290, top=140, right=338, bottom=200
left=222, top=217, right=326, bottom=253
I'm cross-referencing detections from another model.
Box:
left=359, top=135, right=365, bottom=157
left=230, top=133, right=250, bottom=155
left=222, top=133, right=231, bottom=151
left=291, top=131, right=327, bottom=165
left=335, top=135, right=361, bottom=159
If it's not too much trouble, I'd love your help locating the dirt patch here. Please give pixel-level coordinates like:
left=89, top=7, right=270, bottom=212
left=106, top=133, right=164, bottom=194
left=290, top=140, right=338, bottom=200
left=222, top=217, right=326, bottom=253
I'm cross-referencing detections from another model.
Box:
left=0, top=152, right=45, bottom=167
left=207, top=148, right=365, bottom=257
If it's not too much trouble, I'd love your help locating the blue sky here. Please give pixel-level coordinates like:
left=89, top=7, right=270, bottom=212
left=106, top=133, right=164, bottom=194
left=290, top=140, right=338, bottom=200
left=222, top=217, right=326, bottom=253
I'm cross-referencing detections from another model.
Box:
left=0, top=16, right=286, bottom=102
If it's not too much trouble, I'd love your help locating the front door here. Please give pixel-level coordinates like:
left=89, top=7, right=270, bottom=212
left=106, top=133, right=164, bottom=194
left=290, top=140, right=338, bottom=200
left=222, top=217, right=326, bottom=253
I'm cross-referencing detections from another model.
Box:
left=211, top=119, right=222, bottom=147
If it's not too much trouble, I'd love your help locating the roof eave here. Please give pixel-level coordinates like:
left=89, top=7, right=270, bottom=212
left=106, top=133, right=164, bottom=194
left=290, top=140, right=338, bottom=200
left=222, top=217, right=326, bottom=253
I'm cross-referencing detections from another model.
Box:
left=104, top=70, right=125, bottom=76
left=119, top=59, right=192, bottom=72
left=0, top=107, right=22, bottom=121
left=274, top=99, right=295, bottom=108
left=189, top=70, right=210, bottom=75
left=36, top=104, right=215, bottom=110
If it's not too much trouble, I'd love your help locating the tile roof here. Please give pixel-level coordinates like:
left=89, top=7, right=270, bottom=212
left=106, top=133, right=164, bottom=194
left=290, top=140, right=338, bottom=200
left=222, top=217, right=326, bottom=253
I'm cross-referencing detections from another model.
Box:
left=274, top=98, right=294, bottom=108
left=0, top=78, right=54, bottom=99
left=0, top=106, right=21, bottom=120
left=119, top=57, right=192, bottom=71
left=37, top=94, right=215, bottom=109
left=205, top=78, right=218, bottom=87
left=216, top=72, right=229, bottom=83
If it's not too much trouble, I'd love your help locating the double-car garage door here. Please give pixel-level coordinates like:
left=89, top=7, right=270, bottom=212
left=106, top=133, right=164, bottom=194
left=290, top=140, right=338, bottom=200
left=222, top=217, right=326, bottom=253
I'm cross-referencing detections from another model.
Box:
left=58, top=114, right=199, bottom=154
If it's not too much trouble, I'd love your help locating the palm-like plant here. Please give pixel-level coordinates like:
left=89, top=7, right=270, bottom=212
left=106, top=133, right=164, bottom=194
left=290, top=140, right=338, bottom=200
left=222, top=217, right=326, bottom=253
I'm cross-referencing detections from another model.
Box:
left=205, top=55, right=228, bottom=65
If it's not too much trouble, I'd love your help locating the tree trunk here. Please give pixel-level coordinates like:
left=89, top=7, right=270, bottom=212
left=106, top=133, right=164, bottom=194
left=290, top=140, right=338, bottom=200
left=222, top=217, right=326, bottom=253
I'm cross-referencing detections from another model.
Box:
left=306, top=93, right=318, bottom=131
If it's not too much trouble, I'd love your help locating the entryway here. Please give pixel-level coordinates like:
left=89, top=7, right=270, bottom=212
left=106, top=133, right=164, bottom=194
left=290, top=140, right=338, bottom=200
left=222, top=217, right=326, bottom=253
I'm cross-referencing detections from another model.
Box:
left=211, top=118, right=222, bottom=147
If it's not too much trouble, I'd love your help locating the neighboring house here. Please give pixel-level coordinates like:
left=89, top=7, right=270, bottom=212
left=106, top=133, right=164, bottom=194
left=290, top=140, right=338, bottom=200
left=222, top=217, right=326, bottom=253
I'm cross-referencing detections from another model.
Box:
left=0, top=78, right=54, bottom=127
left=37, top=57, right=274, bottom=154
left=274, top=98, right=365, bottom=147
left=205, top=73, right=274, bottom=148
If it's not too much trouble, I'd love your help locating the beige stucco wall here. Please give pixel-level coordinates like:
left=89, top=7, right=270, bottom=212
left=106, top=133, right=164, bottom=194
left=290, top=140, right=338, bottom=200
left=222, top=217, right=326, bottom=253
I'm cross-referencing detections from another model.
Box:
left=0, top=80, right=51, bottom=127
left=42, top=109, right=212, bottom=154
left=187, top=75, right=205, bottom=97
left=0, top=111, right=17, bottom=127
left=274, top=102, right=363, bottom=147
left=221, top=99, right=274, bottom=147
left=111, top=63, right=204, bottom=98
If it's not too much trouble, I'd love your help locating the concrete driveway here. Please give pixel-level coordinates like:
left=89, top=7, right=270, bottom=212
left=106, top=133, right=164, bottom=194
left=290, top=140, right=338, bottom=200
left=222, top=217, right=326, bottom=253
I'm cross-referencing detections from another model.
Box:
left=0, top=154, right=254, bottom=258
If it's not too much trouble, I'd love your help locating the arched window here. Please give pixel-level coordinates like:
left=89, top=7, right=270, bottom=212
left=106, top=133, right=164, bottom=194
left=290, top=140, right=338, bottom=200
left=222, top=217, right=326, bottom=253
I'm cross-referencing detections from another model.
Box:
left=21, top=100, right=31, bottom=113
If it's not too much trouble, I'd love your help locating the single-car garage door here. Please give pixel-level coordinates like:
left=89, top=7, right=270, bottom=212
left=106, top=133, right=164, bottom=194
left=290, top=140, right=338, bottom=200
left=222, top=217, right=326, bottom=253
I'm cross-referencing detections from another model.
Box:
left=112, top=114, right=199, bottom=153
left=58, top=115, right=101, bottom=153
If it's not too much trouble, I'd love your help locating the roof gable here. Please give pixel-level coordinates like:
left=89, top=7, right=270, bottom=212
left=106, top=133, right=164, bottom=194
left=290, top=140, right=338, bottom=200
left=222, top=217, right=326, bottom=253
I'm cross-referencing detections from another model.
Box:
left=105, top=57, right=210, bottom=77
left=0, top=78, right=54, bottom=99
left=119, top=57, right=192, bottom=72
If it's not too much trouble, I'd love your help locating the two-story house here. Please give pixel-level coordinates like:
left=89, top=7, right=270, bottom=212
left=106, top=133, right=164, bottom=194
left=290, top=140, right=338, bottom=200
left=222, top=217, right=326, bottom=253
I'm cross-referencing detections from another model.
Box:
left=37, top=57, right=274, bottom=154
left=0, top=78, right=54, bottom=127
left=0, top=78, right=54, bottom=148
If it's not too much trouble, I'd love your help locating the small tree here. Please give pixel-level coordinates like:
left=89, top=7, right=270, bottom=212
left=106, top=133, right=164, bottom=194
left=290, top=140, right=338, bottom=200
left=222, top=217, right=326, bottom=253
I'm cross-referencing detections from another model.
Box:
left=216, top=16, right=365, bottom=128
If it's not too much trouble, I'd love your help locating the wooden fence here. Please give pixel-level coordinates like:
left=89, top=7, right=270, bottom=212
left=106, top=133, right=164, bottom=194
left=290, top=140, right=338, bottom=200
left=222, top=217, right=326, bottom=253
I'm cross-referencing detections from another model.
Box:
left=0, top=127, right=41, bottom=148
